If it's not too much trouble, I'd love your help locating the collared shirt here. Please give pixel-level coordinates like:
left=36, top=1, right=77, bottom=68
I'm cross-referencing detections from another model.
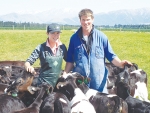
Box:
left=78, top=26, right=94, bottom=55
left=46, top=38, right=62, bottom=55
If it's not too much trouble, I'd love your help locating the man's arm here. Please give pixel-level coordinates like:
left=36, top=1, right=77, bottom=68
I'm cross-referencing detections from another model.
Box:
left=63, top=62, right=74, bottom=75
left=111, top=57, right=132, bottom=68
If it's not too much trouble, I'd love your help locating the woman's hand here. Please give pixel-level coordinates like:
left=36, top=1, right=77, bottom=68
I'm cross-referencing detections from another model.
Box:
left=24, top=62, right=36, bottom=74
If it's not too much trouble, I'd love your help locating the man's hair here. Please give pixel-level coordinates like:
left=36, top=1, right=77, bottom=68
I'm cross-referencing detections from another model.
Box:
left=78, top=8, right=94, bottom=19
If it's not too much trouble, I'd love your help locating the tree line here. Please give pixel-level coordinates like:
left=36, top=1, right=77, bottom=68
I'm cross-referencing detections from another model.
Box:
left=0, top=21, right=150, bottom=32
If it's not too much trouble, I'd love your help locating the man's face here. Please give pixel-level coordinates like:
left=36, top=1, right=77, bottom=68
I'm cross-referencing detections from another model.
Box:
left=80, top=15, right=94, bottom=32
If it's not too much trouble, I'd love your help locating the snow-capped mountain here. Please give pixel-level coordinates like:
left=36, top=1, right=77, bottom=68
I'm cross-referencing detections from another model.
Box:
left=0, top=8, right=150, bottom=25
left=94, top=8, right=150, bottom=25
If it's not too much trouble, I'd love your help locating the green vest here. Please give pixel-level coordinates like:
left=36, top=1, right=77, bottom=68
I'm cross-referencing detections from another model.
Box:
left=38, top=47, right=63, bottom=87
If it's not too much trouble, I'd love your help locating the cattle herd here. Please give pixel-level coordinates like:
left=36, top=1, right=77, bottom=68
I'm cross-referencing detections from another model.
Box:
left=0, top=60, right=150, bottom=113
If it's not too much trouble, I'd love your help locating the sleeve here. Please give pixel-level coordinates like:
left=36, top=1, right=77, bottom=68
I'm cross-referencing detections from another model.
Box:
left=60, top=44, right=67, bottom=61
left=26, top=44, right=41, bottom=65
left=102, top=33, right=117, bottom=62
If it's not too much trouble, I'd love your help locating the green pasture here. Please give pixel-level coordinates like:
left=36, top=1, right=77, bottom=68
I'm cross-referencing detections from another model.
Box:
left=0, top=30, right=150, bottom=97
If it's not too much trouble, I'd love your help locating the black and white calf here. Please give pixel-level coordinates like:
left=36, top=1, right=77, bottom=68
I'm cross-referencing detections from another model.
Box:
left=40, top=92, right=71, bottom=113
left=62, top=72, right=128, bottom=113
left=57, top=73, right=96, bottom=113
left=113, top=63, right=149, bottom=102
left=115, top=67, right=149, bottom=102
left=130, top=69, right=149, bottom=102
left=116, top=81, right=150, bottom=113
left=106, top=63, right=138, bottom=95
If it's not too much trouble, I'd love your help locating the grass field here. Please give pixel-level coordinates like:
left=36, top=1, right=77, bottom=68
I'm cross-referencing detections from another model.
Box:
left=0, top=30, right=150, bottom=97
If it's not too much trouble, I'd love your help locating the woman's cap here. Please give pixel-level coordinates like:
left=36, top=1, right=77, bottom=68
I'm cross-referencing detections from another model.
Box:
left=47, top=23, right=61, bottom=33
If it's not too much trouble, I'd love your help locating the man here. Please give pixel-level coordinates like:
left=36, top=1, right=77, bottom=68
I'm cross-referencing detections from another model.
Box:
left=63, top=8, right=132, bottom=93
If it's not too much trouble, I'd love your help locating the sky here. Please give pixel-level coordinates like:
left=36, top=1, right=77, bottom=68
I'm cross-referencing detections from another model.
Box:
left=0, top=0, right=150, bottom=15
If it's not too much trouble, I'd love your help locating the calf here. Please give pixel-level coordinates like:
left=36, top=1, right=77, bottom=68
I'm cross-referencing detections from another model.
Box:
left=40, top=92, right=71, bottom=113
left=115, top=65, right=131, bottom=87
left=53, top=77, right=72, bottom=101
left=116, top=82, right=150, bottom=113
left=12, top=83, right=53, bottom=113
left=106, top=62, right=138, bottom=76
left=130, top=69, right=149, bottom=102
left=71, top=72, right=128, bottom=113
left=106, top=63, right=138, bottom=95
left=4, top=70, right=38, bottom=106
left=0, top=63, right=40, bottom=85
left=0, top=94, right=26, bottom=113
left=5, top=70, right=35, bottom=93
left=57, top=73, right=96, bottom=113
left=115, top=66, right=149, bottom=102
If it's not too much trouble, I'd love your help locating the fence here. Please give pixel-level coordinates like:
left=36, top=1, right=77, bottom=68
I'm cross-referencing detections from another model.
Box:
left=0, top=26, right=150, bottom=32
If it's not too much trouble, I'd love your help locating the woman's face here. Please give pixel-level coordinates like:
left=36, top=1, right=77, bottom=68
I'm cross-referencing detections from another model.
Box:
left=80, top=15, right=94, bottom=32
left=48, top=32, right=60, bottom=43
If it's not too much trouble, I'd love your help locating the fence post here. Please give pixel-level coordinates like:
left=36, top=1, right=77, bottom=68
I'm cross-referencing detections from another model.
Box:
left=120, top=27, right=122, bottom=31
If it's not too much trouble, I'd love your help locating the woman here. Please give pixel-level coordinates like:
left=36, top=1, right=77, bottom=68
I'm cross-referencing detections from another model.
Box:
left=25, top=23, right=67, bottom=87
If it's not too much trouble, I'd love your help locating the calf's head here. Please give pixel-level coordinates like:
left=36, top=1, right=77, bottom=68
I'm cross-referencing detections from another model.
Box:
left=56, top=72, right=85, bottom=100
left=5, top=70, right=35, bottom=95
left=116, top=82, right=130, bottom=100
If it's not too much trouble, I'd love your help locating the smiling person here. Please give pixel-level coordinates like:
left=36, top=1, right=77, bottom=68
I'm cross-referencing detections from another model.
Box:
left=25, top=23, right=67, bottom=87
left=63, top=8, right=132, bottom=93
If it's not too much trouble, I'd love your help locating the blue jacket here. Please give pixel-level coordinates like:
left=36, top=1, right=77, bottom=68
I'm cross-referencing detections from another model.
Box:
left=67, top=27, right=117, bottom=93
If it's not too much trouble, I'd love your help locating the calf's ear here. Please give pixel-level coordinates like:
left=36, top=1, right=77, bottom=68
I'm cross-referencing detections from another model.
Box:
left=27, top=86, right=40, bottom=94
left=56, top=82, right=66, bottom=89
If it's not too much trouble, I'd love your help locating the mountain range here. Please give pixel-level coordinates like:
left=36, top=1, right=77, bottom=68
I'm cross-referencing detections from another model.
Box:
left=0, top=8, right=150, bottom=26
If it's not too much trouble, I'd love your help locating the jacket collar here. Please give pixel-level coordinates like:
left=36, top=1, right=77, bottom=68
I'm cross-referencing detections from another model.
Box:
left=77, top=25, right=94, bottom=39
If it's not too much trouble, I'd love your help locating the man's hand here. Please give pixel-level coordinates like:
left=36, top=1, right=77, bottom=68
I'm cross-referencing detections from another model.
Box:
left=112, top=57, right=132, bottom=68
left=121, top=60, right=133, bottom=68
